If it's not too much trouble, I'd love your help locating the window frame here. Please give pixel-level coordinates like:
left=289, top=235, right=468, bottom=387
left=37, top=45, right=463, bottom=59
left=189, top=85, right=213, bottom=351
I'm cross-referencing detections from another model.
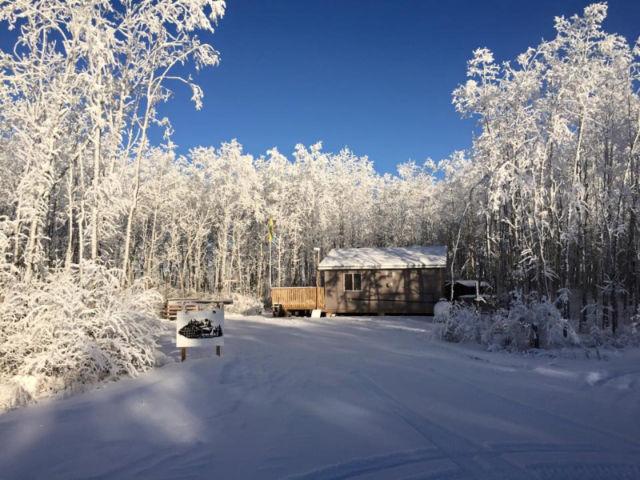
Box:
left=344, top=272, right=362, bottom=292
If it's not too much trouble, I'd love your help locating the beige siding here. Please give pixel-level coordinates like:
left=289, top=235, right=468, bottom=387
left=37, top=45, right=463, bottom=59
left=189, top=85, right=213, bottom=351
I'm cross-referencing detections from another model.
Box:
left=323, top=268, right=444, bottom=315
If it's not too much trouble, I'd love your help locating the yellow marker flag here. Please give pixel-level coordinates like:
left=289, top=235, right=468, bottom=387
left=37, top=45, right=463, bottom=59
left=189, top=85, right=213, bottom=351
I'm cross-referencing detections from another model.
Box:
left=266, top=217, right=276, bottom=243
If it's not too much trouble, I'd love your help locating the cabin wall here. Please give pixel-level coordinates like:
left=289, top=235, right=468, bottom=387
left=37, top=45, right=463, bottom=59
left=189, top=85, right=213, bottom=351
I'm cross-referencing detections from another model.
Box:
left=322, top=268, right=445, bottom=315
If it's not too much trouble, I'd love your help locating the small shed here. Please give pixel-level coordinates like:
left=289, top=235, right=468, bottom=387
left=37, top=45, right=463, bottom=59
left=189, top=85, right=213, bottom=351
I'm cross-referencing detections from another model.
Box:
left=318, top=245, right=447, bottom=315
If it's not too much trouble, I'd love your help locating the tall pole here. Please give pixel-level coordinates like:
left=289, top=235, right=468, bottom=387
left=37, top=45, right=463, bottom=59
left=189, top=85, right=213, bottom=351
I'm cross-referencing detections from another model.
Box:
left=267, top=218, right=274, bottom=292
left=314, top=247, right=321, bottom=309
left=269, top=240, right=272, bottom=289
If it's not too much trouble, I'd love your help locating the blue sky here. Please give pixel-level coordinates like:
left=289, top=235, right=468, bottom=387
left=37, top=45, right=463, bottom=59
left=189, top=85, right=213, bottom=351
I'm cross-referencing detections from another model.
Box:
left=161, top=0, right=639, bottom=174
left=1, top=1, right=637, bottom=174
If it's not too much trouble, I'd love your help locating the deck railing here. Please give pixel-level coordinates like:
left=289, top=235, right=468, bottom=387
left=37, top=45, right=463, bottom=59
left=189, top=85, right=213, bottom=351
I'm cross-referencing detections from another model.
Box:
left=162, top=298, right=233, bottom=320
left=271, top=287, right=325, bottom=311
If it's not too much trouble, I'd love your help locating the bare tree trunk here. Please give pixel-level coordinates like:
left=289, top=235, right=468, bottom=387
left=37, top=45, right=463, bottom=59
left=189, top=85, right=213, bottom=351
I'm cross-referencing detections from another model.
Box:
left=122, top=81, right=153, bottom=283
left=91, top=127, right=101, bottom=261
left=78, top=150, right=86, bottom=277
left=145, top=206, right=158, bottom=278
left=23, top=217, right=39, bottom=283
left=218, top=214, right=229, bottom=291
left=65, top=160, right=75, bottom=269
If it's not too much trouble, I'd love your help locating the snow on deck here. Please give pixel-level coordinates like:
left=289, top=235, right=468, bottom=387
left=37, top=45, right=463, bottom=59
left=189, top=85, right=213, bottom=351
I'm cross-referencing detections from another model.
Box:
left=1, top=315, right=640, bottom=479
left=318, top=245, right=447, bottom=270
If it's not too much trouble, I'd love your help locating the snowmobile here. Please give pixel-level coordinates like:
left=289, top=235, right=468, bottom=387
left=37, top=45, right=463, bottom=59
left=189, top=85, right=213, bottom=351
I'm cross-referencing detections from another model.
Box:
left=179, top=319, right=215, bottom=339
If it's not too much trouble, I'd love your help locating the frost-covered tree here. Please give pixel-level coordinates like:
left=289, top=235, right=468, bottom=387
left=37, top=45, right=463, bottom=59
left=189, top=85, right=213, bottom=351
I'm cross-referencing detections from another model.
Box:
left=0, top=0, right=225, bottom=281
left=452, top=2, right=640, bottom=331
left=0, top=0, right=226, bottom=409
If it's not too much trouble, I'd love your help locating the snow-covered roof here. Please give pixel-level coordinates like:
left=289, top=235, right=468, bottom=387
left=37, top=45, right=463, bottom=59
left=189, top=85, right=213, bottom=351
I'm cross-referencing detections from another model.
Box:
left=447, top=280, right=491, bottom=288
left=318, top=246, right=447, bottom=270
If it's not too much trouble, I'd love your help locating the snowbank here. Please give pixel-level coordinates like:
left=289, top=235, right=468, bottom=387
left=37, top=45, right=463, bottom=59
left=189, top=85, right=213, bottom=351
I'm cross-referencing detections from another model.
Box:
left=1, top=314, right=639, bottom=479
left=440, top=295, right=640, bottom=354
left=439, top=296, right=581, bottom=350
left=0, top=263, right=163, bottom=411
left=225, top=293, right=264, bottom=316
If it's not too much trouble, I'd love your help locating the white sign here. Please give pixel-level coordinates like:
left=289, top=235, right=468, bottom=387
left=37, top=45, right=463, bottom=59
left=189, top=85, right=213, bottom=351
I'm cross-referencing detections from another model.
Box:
left=176, top=309, right=224, bottom=348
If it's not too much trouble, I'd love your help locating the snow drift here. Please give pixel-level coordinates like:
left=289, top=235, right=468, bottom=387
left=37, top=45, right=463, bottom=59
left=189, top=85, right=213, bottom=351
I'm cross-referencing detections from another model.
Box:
left=0, top=263, right=163, bottom=411
left=440, top=294, right=581, bottom=350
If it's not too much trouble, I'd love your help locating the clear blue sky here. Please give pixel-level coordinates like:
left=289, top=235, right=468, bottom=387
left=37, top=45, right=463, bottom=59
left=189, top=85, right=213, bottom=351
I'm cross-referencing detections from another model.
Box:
left=161, top=0, right=639, bottom=174
left=1, top=2, right=637, bottom=174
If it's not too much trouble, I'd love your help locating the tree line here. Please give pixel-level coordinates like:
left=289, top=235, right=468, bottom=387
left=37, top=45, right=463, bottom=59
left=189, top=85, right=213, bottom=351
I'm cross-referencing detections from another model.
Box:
left=0, top=2, right=638, bottom=331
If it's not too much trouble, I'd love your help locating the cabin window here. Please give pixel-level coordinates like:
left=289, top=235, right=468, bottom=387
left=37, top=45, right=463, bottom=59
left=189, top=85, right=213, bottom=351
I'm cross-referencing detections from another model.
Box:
left=344, top=273, right=361, bottom=291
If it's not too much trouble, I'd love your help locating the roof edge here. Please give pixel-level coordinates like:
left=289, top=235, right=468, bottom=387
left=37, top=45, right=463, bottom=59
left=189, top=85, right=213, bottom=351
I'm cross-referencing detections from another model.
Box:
left=319, top=264, right=447, bottom=271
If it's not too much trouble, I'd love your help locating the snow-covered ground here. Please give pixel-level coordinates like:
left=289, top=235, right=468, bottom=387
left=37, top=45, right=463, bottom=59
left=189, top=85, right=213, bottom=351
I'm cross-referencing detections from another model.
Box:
left=1, top=314, right=640, bottom=480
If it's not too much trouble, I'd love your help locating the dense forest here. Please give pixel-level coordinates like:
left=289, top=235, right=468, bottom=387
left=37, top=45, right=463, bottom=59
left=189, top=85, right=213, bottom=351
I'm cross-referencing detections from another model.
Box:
left=0, top=1, right=638, bottom=331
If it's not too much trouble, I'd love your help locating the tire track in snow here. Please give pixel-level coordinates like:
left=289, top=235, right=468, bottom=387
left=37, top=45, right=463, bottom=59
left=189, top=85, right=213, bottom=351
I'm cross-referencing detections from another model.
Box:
left=529, top=463, right=640, bottom=480
left=84, top=444, right=215, bottom=480
left=352, top=371, right=537, bottom=480
left=287, top=370, right=541, bottom=480
left=284, top=448, right=447, bottom=480
left=419, top=356, right=640, bottom=451
left=285, top=439, right=633, bottom=480
left=378, top=338, right=640, bottom=451
left=284, top=337, right=640, bottom=480
left=354, top=354, right=640, bottom=480
left=585, top=367, right=640, bottom=389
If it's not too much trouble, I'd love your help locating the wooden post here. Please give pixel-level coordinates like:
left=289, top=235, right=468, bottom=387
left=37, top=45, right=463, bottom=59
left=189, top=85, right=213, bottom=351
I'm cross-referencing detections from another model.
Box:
left=216, top=345, right=222, bottom=357
left=314, top=247, right=321, bottom=309
left=180, top=301, right=188, bottom=362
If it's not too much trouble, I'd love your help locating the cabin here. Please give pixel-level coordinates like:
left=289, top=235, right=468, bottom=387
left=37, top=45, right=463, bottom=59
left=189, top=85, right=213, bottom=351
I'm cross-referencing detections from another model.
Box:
left=319, top=246, right=447, bottom=315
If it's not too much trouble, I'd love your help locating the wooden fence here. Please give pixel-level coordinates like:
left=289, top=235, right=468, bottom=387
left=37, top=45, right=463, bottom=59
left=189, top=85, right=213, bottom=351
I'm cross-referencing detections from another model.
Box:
left=162, top=298, right=232, bottom=320
left=271, top=287, right=325, bottom=311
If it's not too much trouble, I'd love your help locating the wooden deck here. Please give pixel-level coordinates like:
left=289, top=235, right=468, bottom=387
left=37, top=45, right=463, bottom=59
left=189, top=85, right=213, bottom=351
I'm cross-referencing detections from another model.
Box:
left=162, top=298, right=233, bottom=320
left=271, top=287, right=325, bottom=312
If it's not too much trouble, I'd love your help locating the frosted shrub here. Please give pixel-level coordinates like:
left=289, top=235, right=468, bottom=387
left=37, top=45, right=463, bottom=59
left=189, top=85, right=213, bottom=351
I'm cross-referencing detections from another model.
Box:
left=585, top=307, right=640, bottom=348
left=621, top=308, right=640, bottom=347
left=440, top=304, right=483, bottom=343
left=0, top=263, right=163, bottom=411
left=481, top=309, right=531, bottom=351
left=226, top=293, right=264, bottom=316
left=482, top=296, right=579, bottom=350
left=632, top=307, right=640, bottom=338
left=433, top=299, right=452, bottom=323
left=440, top=294, right=580, bottom=351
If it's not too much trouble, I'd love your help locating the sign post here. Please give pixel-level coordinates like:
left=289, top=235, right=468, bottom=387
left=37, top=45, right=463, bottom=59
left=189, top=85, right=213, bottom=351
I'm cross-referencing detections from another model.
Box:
left=176, top=308, right=225, bottom=361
